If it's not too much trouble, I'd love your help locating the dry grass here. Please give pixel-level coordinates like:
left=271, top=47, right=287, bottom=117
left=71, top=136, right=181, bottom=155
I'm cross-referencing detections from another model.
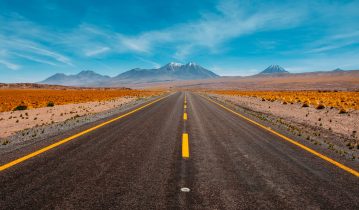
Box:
left=0, top=89, right=163, bottom=112
left=206, top=90, right=359, bottom=111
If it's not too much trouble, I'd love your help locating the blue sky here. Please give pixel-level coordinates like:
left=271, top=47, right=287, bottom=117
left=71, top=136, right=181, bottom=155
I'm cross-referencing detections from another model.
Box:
left=1, top=0, right=359, bottom=82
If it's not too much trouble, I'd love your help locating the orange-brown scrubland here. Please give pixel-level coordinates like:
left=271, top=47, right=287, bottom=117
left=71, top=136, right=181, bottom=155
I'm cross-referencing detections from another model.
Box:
left=0, top=89, right=163, bottom=112
left=206, top=90, right=359, bottom=111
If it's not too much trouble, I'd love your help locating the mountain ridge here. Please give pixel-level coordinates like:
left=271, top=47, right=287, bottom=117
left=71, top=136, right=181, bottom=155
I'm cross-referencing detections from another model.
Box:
left=39, top=70, right=110, bottom=86
left=39, top=62, right=219, bottom=86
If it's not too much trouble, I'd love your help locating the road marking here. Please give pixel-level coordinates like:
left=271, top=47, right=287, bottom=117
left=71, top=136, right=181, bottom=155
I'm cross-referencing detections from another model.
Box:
left=183, top=113, right=188, bottom=120
left=0, top=95, right=169, bottom=172
left=182, top=133, right=189, bottom=158
left=181, top=187, right=190, bottom=192
left=184, top=104, right=187, bottom=109
left=204, top=95, right=359, bottom=177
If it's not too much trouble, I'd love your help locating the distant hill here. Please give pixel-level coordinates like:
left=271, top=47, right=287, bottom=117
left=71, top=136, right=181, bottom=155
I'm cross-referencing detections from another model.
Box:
left=39, top=70, right=110, bottom=86
left=258, top=65, right=289, bottom=75
left=39, top=62, right=219, bottom=86
left=147, top=70, right=359, bottom=91
left=0, top=83, right=129, bottom=90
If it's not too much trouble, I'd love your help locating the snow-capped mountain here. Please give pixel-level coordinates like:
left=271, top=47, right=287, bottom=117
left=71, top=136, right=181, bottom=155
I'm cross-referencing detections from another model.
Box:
left=111, top=62, right=219, bottom=83
left=39, top=62, right=219, bottom=86
left=259, top=65, right=289, bottom=75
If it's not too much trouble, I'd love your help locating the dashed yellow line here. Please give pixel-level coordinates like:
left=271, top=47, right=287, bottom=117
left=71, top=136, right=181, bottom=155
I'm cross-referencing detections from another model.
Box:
left=183, top=113, right=188, bottom=120
left=0, top=95, right=169, bottom=172
left=204, top=95, right=359, bottom=177
left=182, top=133, right=189, bottom=158
left=184, top=104, right=187, bottom=109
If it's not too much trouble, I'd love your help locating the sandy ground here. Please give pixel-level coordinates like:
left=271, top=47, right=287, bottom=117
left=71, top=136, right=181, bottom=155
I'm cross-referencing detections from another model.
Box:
left=0, top=97, right=135, bottom=138
left=207, top=93, right=359, bottom=159
left=128, top=70, right=359, bottom=90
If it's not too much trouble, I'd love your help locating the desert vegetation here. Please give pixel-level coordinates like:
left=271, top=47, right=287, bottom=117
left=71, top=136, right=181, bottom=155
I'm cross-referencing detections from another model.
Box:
left=207, top=90, right=359, bottom=111
left=0, top=89, right=163, bottom=112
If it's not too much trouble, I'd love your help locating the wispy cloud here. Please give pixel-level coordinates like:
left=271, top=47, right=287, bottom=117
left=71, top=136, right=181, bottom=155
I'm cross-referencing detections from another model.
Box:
left=0, top=59, right=20, bottom=70
left=1, top=0, right=358, bottom=75
left=57, top=0, right=307, bottom=60
left=0, top=14, right=73, bottom=68
left=11, top=52, right=58, bottom=66
left=136, top=57, right=161, bottom=68
left=306, top=30, right=359, bottom=54
left=113, top=0, right=307, bottom=58
left=85, top=47, right=110, bottom=57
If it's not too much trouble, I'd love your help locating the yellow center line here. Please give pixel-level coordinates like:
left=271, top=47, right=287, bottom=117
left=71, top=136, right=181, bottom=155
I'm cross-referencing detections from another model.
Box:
left=183, top=113, right=188, bottom=120
left=203, top=95, right=359, bottom=178
left=182, top=133, right=189, bottom=158
left=0, top=95, right=170, bottom=172
left=184, top=104, right=187, bottom=109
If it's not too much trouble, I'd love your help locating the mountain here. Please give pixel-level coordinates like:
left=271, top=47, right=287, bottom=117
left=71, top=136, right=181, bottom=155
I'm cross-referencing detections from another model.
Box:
left=39, top=62, right=219, bottom=87
left=258, top=65, right=289, bottom=75
left=39, top=70, right=110, bottom=86
left=110, top=62, right=219, bottom=83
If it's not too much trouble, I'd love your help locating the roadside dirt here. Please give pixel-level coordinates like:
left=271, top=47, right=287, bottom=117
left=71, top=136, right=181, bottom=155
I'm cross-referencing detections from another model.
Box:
left=0, top=95, right=161, bottom=154
left=0, top=97, right=135, bottom=138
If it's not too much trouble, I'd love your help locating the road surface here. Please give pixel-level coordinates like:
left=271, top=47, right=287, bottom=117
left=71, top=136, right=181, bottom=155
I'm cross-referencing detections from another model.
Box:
left=0, top=92, right=358, bottom=209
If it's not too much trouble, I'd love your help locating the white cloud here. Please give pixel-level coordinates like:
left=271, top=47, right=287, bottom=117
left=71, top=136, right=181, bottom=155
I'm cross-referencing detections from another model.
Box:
left=0, top=59, right=20, bottom=70
left=110, top=0, right=307, bottom=58
left=0, top=33, right=73, bottom=66
left=1, top=0, right=358, bottom=70
left=26, top=44, right=73, bottom=66
left=308, top=40, right=358, bottom=54
left=60, top=0, right=307, bottom=60
left=11, top=52, right=58, bottom=66
left=0, top=14, right=73, bottom=67
left=85, top=47, right=110, bottom=57
left=136, top=57, right=161, bottom=68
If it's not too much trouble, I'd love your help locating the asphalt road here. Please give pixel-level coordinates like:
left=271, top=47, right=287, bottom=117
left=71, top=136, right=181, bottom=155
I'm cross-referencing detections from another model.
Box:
left=0, top=92, right=358, bottom=209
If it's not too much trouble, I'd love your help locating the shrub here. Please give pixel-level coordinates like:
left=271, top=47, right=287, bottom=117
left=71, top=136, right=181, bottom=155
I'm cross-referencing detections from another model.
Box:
left=302, top=103, right=309, bottom=107
left=316, top=104, right=325, bottom=109
left=13, top=105, right=27, bottom=111
left=47, top=102, right=55, bottom=107
left=2, top=139, right=9, bottom=145
left=338, top=108, right=347, bottom=114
